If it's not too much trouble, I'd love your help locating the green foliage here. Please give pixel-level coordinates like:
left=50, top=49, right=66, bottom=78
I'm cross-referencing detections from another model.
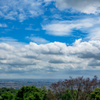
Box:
left=91, top=88, right=100, bottom=100
left=1, top=92, right=14, bottom=100
left=15, top=85, right=42, bottom=100
left=0, top=87, right=17, bottom=96
left=26, top=95, right=35, bottom=100
left=62, top=89, right=73, bottom=100
left=41, top=86, right=47, bottom=100
left=33, top=92, right=42, bottom=100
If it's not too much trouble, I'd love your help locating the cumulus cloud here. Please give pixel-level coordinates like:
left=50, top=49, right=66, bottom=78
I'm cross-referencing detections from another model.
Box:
left=25, top=42, right=67, bottom=55
left=0, top=0, right=43, bottom=21
left=88, top=60, right=100, bottom=67
left=56, top=0, right=100, bottom=14
left=68, top=39, right=100, bottom=60
left=0, top=38, right=100, bottom=78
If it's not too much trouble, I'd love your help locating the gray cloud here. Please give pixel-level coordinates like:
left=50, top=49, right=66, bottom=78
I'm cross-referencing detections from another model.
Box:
left=49, top=59, right=65, bottom=64
left=56, top=0, right=100, bottom=14
left=78, top=52, right=100, bottom=60
left=45, top=66, right=59, bottom=72
left=88, top=60, right=100, bottom=67
left=24, top=55, right=39, bottom=59
left=42, top=51, right=64, bottom=55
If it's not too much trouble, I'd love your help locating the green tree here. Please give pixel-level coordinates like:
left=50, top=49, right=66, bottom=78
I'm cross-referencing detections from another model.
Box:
left=41, top=86, right=47, bottom=100
left=34, top=92, right=42, bottom=100
left=26, top=95, right=35, bottom=100
left=1, top=92, right=14, bottom=100
left=91, top=88, right=100, bottom=100
left=62, top=89, right=73, bottom=100
left=0, top=87, right=17, bottom=96
left=15, top=85, right=42, bottom=100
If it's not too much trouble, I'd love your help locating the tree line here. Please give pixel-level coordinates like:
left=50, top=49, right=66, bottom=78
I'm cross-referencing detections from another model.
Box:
left=0, top=75, right=100, bottom=100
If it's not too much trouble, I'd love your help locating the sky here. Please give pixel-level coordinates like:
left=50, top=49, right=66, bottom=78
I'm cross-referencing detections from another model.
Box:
left=0, top=0, right=100, bottom=79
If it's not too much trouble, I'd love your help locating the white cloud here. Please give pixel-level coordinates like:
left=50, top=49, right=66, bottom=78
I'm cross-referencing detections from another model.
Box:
left=0, top=23, right=7, bottom=27
left=0, top=37, right=26, bottom=47
left=0, top=0, right=43, bottom=21
left=42, top=17, right=100, bottom=41
left=26, top=36, right=49, bottom=44
left=56, top=0, right=100, bottom=14
left=0, top=37, right=17, bottom=42
left=87, top=27, right=100, bottom=40
left=42, top=18, right=98, bottom=36
left=1, top=38, right=100, bottom=78
left=42, top=22, right=71, bottom=36
left=68, top=39, right=100, bottom=60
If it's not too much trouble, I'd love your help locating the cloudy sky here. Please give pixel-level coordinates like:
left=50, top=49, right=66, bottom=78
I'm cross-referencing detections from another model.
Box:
left=0, top=0, right=100, bottom=79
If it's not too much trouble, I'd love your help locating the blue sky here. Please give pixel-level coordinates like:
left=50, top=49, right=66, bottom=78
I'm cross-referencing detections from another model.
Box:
left=0, top=0, right=100, bottom=79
